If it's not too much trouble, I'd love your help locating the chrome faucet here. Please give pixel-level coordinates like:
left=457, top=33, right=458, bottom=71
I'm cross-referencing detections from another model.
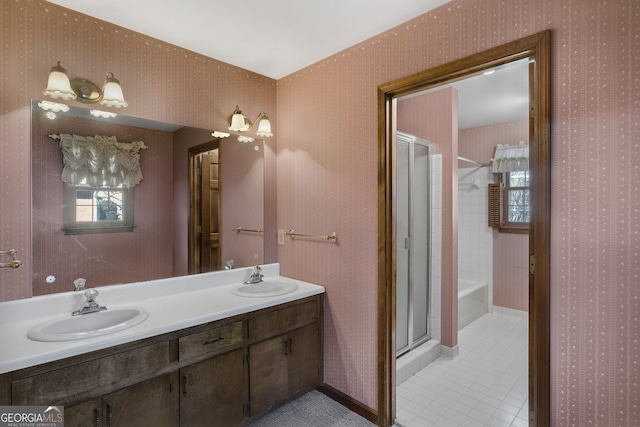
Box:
left=244, top=265, right=263, bottom=284
left=72, top=288, right=107, bottom=316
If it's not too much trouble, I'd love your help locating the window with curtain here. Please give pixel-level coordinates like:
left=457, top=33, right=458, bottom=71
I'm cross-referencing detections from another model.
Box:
left=491, top=141, right=528, bottom=173
left=488, top=141, right=530, bottom=233
left=49, top=134, right=147, bottom=234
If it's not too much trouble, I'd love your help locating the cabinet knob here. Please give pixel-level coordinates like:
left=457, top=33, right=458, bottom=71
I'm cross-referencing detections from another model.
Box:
left=203, top=336, right=224, bottom=345
left=182, top=375, right=188, bottom=396
left=283, top=337, right=293, bottom=355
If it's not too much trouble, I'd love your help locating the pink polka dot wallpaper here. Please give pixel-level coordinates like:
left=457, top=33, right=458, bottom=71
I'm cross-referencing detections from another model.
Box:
left=1, top=0, right=638, bottom=425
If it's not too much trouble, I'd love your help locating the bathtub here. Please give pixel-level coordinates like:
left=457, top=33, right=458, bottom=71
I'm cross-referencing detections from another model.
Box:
left=458, top=279, right=488, bottom=330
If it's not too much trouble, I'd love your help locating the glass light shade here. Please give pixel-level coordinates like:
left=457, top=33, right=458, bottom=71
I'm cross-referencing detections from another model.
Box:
left=37, top=101, right=70, bottom=113
left=256, top=116, right=273, bottom=137
left=229, top=105, right=249, bottom=131
left=229, top=113, right=247, bottom=131
left=99, top=72, right=128, bottom=108
left=212, top=131, right=231, bottom=138
left=90, top=109, right=117, bottom=118
left=42, top=62, right=76, bottom=100
left=237, top=135, right=255, bottom=143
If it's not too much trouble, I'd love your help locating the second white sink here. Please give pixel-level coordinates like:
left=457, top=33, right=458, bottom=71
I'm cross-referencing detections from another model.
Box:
left=27, top=308, right=149, bottom=342
left=231, top=280, right=298, bottom=298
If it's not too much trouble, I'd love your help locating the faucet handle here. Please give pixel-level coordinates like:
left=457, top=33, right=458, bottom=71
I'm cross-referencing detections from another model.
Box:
left=84, top=288, right=98, bottom=302
left=74, top=278, right=86, bottom=291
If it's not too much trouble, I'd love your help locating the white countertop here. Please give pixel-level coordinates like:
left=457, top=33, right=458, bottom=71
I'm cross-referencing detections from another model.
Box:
left=0, top=264, right=324, bottom=374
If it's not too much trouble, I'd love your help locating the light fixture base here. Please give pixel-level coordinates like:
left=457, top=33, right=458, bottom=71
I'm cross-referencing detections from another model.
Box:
left=70, top=78, right=102, bottom=103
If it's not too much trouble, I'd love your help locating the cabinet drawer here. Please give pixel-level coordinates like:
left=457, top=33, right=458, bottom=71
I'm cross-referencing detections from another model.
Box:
left=12, top=342, right=170, bottom=405
left=248, top=299, right=318, bottom=339
left=179, top=321, right=242, bottom=361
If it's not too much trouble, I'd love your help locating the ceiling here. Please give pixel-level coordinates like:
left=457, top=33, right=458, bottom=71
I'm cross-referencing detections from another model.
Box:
left=404, top=58, right=531, bottom=129
left=46, top=0, right=451, bottom=80
left=45, top=0, right=529, bottom=128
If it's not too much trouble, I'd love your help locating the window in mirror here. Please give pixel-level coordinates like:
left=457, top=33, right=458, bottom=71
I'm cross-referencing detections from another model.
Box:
left=63, top=180, right=134, bottom=234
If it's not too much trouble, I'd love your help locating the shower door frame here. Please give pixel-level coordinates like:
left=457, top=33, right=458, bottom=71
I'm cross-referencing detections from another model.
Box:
left=395, top=132, right=433, bottom=357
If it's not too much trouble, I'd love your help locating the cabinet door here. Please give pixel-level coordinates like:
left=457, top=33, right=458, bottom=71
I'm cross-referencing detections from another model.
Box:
left=287, top=324, right=321, bottom=397
left=249, top=335, right=288, bottom=416
left=65, top=398, right=101, bottom=427
left=180, top=349, right=245, bottom=427
left=102, top=373, right=178, bottom=427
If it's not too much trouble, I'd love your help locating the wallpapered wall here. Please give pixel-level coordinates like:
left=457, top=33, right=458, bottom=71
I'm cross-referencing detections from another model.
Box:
left=276, top=0, right=639, bottom=424
left=0, top=0, right=276, bottom=300
left=459, top=119, right=529, bottom=312
left=1, top=0, right=639, bottom=425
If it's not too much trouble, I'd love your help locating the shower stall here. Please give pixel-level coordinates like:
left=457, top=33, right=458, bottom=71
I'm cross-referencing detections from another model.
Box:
left=395, top=132, right=432, bottom=357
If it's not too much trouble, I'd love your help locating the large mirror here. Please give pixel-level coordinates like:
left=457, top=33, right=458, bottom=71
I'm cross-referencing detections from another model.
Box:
left=31, top=100, right=274, bottom=295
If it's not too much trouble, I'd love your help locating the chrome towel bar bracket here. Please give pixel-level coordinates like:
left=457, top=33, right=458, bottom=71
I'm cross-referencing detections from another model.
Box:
left=0, top=249, right=22, bottom=269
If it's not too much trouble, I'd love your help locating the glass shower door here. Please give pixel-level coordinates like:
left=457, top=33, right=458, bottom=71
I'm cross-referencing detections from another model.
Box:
left=396, top=132, right=432, bottom=357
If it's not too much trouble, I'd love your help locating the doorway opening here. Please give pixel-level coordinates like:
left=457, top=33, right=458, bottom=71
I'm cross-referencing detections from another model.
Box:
left=188, top=140, right=221, bottom=274
left=377, top=31, right=551, bottom=427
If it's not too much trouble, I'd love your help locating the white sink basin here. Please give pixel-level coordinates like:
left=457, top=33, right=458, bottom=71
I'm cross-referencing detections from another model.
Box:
left=27, top=308, right=149, bottom=342
left=231, top=280, right=298, bottom=297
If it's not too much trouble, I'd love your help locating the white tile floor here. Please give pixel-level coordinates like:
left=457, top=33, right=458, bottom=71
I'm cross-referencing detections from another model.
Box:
left=396, top=312, right=529, bottom=427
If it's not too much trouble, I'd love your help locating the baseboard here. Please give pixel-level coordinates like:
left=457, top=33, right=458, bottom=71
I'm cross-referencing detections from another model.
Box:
left=493, top=305, right=529, bottom=319
left=317, top=384, right=378, bottom=424
left=440, top=344, right=459, bottom=359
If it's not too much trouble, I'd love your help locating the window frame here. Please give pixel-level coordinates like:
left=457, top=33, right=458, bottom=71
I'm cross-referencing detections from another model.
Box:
left=62, top=184, right=135, bottom=235
left=489, top=171, right=530, bottom=234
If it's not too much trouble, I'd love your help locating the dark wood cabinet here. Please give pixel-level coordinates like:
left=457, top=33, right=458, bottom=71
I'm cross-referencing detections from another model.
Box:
left=180, top=349, right=245, bottom=427
left=249, top=335, right=289, bottom=415
left=249, top=304, right=322, bottom=415
left=63, top=374, right=179, bottom=427
left=102, top=373, right=179, bottom=427
left=287, top=324, right=322, bottom=397
left=64, top=398, right=101, bottom=427
left=3, top=294, right=323, bottom=427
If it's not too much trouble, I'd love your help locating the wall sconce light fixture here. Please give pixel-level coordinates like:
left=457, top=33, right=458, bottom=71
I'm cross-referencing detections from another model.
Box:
left=42, top=62, right=76, bottom=101
left=228, top=105, right=273, bottom=138
left=43, top=61, right=128, bottom=108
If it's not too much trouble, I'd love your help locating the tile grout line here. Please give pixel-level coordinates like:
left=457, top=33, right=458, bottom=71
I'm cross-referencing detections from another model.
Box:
left=396, top=312, right=528, bottom=427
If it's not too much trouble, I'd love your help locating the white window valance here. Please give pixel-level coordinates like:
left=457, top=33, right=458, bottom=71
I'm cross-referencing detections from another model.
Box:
left=491, top=141, right=529, bottom=173
left=49, top=134, right=148, bottom=188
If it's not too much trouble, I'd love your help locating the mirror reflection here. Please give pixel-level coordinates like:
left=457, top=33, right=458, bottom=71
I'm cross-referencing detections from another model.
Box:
left=31, top=100, right=267, bottom=295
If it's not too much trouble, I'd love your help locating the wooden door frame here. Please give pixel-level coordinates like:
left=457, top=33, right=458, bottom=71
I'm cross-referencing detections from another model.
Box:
left=377, top=30, right=551, bottom=426
left=188, top=140, right=220, bottom=274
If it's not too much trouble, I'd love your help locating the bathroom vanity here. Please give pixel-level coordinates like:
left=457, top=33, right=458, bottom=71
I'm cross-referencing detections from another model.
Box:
left=0, top=265, right=324, bottom=426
